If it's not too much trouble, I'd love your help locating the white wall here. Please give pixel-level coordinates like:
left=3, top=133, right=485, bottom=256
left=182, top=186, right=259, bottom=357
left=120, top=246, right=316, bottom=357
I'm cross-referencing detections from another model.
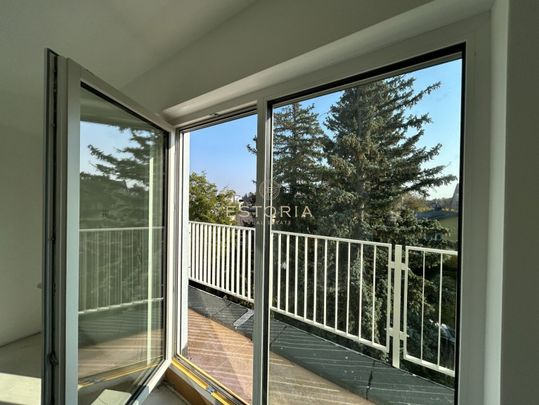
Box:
left=482, top=0, right=508, bottom=403
left=0, top=92, right=43, bottom=346
left=501, top=0, right=539, bottom=402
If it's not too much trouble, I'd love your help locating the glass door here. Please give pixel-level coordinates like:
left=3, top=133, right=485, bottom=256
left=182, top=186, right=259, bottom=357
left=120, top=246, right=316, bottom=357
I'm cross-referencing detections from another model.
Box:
left=265, top=52, right=463, bottom=404
left=176, top=113, right=257, bottom=404
left=44, top=51, right=175, bottom=404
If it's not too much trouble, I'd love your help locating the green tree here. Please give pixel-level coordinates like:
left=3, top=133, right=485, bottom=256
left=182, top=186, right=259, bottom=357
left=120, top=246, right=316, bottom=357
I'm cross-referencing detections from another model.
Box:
left=189, top=172, right=238, bottom=225
left=321, top=75, right=456, bottom=247
left=80, top=130, right=165, bottom=229
left=249, top=102, right=326, bottom=232
left=318, top=74, right=457, bottom=371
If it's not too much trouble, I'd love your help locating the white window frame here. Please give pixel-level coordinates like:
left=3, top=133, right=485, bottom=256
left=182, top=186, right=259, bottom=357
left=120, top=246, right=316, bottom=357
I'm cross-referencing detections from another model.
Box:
left=44, top=53, right=178, bottom=405
left=172, top=13, right=497, bottom=405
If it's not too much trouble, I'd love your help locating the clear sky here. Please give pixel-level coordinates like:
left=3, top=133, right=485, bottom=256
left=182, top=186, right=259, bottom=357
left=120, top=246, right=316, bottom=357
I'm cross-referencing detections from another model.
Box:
left=80, top=122, right=129, bottom=175
left=80, top=59, right=462, bottom=200
left=190, top=115, right=258, bottom=197
left=190, top=58, right=462, bottom=200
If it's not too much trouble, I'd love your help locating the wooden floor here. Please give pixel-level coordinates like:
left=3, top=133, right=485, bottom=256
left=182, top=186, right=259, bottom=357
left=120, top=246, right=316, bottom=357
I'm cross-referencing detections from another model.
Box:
left=187, top=285, right=454, bottom=405
left=187, top=309, right=372, bottom=404
left=79, top=333, right=163, bottom=380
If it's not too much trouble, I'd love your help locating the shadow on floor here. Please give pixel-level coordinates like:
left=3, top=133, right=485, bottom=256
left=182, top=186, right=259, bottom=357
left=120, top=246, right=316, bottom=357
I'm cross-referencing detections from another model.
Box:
left=188, top=285, right=454, bottom=405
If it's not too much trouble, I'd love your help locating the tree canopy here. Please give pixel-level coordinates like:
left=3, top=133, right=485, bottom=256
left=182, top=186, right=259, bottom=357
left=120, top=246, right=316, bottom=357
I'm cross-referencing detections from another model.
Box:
left=189, top=172, right=237, bottom=225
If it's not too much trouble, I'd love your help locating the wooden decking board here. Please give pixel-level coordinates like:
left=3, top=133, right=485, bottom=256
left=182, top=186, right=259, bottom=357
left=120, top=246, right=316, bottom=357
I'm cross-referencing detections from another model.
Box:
left=187, top=309, right=371, bottom=404
left=187, top=285, right=454, bottom=405
left=187, top=309, right=254, bottom=402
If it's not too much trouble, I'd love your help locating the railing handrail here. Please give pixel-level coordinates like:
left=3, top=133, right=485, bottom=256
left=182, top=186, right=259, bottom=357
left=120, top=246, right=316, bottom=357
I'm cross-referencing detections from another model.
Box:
left=79, top=297, right=164, bottom=315
left=191, top=221, right=456, bottom=254
left=188, top=220, right=255, bottom=232
left=80, top=226, right=164, bottom=233
left=405, top=245, right=458, bottom=256
left=271, top=229, right=393, bottom=248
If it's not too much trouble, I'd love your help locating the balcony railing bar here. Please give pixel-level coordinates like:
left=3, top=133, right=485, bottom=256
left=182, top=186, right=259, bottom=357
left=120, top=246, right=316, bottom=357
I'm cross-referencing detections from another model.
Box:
left=272, top=229, right=392, bottom=248
left=359, top=243, right=364, bottom=340
left=335, top=241, right=339, bottom=330
left=78, top=223, right=457, bottom=378
left=346, top=242, right=351, bottom=334
left=323, top=239, right=327, bottom=327
left=294, top=235, right=298, bottom=316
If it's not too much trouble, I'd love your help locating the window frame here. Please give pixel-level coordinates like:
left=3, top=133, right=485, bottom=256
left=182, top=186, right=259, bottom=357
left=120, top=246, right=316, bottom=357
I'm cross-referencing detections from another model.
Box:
left=44, top=51, right=178, bottom=405
left=265, top=45, right=465, bottom=404
left=171, top=15, right=493, bottom=404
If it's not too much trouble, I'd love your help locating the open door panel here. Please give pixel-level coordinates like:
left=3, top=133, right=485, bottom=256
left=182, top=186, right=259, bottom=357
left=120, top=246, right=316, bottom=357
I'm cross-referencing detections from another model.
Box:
left=44, top=50, right=176, bottom=405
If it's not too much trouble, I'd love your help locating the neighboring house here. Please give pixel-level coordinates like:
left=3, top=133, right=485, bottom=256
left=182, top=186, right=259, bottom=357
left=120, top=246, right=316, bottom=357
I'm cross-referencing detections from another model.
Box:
left=418, top=184, right=460, bottom=242
left=450, top=183, right=460, bottom=211
left=417, top=207, right=459, bottom=242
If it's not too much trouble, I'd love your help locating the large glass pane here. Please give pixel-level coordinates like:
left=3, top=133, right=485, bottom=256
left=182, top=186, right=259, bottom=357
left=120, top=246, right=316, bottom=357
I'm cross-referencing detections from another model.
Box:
left=78, top=87, right=167, bottom=404
left=268, top=58, right=462, bottom=404
left=183, top=115, right=256, bottom=403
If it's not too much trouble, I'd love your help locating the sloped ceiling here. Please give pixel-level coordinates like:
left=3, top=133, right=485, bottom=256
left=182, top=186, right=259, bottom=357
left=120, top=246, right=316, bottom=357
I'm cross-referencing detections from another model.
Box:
left=2, top=0, right=493, bottom=133
left=0, top=0, right=254, bottom=100
left=122, top=0, right=434, bottom=114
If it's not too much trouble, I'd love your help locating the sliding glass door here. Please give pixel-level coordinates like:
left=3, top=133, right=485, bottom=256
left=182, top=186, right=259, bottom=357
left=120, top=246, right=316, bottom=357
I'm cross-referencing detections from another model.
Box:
left=45, top=51, right=174, bottom=404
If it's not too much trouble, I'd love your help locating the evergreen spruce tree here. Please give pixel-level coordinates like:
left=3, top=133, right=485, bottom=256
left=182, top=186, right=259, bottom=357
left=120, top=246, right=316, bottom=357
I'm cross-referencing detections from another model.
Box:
left=322, top=75, right=456, bottom=247
left=262, top=102, right=326, bottom=232
left=81, top=130, right=165, bottom=229
left=320, top=74, right=457, bottom=369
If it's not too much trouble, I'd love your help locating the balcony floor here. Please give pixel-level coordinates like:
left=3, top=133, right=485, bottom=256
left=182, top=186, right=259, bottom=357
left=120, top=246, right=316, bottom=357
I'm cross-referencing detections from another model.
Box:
left=187, top=285, right=454, bottom=405
left=188, top=309, right=371, bottom=404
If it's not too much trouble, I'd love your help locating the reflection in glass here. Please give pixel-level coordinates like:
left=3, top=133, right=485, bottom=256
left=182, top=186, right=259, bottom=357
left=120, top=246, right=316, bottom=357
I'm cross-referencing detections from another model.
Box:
left=78, top=87, right=166, bottom=404
left=268, top=59, right=462, bottom=404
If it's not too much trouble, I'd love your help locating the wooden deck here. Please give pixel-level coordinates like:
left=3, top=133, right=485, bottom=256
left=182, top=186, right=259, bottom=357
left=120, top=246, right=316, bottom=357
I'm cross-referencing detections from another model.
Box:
left=187, top=285, right=454, bottom=405
left=187, top=309, right=372, bottom=404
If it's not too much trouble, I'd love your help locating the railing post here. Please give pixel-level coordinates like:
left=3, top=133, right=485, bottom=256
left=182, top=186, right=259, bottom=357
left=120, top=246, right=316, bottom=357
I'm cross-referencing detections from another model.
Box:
left=392, top=244, right=403, bottom=369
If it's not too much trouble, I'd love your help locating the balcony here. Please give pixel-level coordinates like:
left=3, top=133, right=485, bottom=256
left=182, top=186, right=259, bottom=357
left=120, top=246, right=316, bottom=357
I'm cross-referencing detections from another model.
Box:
left=79, top=221, right=457, bottom=404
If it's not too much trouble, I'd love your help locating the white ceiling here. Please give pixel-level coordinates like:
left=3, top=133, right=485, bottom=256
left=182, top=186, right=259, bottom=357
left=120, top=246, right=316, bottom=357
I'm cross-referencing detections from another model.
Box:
left=0, top=0, right=255, bottom=99
left=0, top=0, right=492, bottom=135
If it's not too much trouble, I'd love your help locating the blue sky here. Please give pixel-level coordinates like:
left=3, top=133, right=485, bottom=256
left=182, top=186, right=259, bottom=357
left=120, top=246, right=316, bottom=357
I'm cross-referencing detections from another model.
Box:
left=80, top=59, right=462, bottom=200
left=190, top=59, right=462, bottom=199
left=80, top=122, right=129, bottom=174
left=190, top=115, right=258, bottom=197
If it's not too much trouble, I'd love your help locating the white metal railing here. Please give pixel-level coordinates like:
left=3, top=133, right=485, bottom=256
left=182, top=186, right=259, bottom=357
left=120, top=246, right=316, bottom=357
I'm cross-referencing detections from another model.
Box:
left=79, top=227, right=164, bottom=315
left=403, top=246, right=458, bottom=377
left=77, top=222, right=457, bottom=378
left=270, top=229, right=393, bottom=353
left=188, top=221, right=458, bottom=378
left=189, top=221, right=254, bottom=303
